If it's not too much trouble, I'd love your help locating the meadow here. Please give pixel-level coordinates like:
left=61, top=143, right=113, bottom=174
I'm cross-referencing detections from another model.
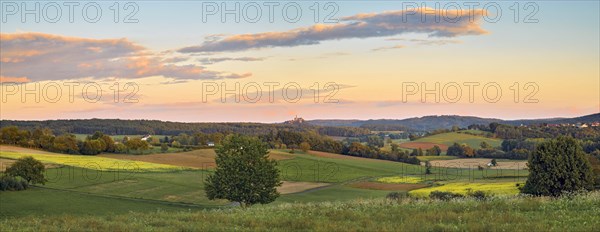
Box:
left=0, top=144, right=531, bottom=219
left=402, top=132, right=503, bottom=150
left=2, top=192, right=599, bottom=231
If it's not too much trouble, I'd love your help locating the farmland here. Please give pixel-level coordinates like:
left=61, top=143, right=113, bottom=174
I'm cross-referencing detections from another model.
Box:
left=0, top=144, right=530, bottom=213
left=2, top=192, right=599, bottom=231
left=399, top=132, right=502, bottom=151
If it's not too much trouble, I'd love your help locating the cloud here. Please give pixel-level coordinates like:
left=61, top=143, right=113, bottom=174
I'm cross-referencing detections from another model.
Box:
left=0, top=76, right=30, bottom=83
left=0, top=32, right=251, bottom=82
left=179, top=8, right=487, bottom=53
left=197, top=57, right=265, bottom=65
left=372, top=45, right=405, bottom=52
left=386, top=38, right=461, bottom=46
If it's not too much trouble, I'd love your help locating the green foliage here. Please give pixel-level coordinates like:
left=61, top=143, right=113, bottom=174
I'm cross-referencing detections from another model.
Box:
left=299, top=142, right=310, bottom=152
left=425, top=161, right=432, bottom=174
left=125, top=138, right=150, bottom=154
left=522, top=136, right=594, bottom=196
left=5, top=156, right=47, bottom=185
left=429, top=191, right=463, bottom=200
left=50, top=134, right=79, bottom=154
left=205, top=134, right=282, bottom=207
left=161, top=143, right=169, bottom=152
left=79, top=139, right=105, bottom=155
left=0, top=176, right=29, bottom=191
left=426, top=145, right=442, bottom=156
left=447, top=143, right=475, bottom=157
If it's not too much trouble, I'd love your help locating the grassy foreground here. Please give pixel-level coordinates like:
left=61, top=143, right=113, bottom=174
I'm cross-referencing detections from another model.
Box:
left=2, top=192, right=599, bottom=231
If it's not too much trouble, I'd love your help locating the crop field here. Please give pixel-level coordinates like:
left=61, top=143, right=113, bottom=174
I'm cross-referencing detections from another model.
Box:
left=409, top=182, right=524, bottom=198
left=417, top=155, right=458, bottom=161
left=376, top=176, right=424, bottom=184
left=429, top=158, right=528, bottom=170
left=0, top=144, right=528, bottom=221
left=0, top=148, right=186, bottom=172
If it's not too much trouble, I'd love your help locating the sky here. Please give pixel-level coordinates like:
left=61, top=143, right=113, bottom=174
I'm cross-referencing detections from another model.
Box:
left=1, top=1, right=599, bottom=122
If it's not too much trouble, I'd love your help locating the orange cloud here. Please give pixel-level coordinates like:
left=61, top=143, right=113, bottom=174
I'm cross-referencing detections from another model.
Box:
left=180, top=7, right=488, bottom=53
left=0, top=76, right=30, bottom=83
left=0, top=32, right=251, bottom=81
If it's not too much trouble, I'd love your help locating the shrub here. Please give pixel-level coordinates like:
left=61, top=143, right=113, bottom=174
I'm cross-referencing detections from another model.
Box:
left=522, top=136, right=594, bottom=196
left=467, top=190, right=488, bottom=200
left=429, top=191, right=463, bottom=200
left=386, top=192, right=408, bottom=201
left=0, top=176, right=29, bottom=191
left=5, top=156, right=47, bottom=185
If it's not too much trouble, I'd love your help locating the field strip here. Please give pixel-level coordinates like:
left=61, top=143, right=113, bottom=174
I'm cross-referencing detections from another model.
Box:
left=32, top=186, right=217, bottom=209
left=0, top=151, right=190, bottom=172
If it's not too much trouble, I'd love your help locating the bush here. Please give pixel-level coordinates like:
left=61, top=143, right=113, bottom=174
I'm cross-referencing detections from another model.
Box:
left=386, top=192, right=408, bottom=201
left=429, top=191, right=463, bottom=200
left=467, top=190, right=488, bottom=200
left=0, top=176, right=29, bottom=191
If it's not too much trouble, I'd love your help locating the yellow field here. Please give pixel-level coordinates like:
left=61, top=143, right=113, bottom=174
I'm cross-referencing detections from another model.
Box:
left=376, top=176, right=424, bottom=184
left=409, top=182, right=523, bottom=197
left=0, top=151, right=187, bottom=172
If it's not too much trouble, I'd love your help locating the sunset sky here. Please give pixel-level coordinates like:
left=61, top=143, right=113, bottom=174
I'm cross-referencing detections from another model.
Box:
left=1, top=1, right=599, bottom=122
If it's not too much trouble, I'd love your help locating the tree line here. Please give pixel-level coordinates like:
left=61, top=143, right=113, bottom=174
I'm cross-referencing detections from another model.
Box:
left=0, top=119, right=370, bottom=137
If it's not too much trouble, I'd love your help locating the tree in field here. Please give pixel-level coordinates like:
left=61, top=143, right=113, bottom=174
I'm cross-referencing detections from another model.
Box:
left=205, top=134, right=281, bottom=207
left=417, top=148, right=424, bottom=156
left=522, top=136, right=594, bottom=196
left=125, top=138, right=150, bottom=154
left=161, top=143, right=169, bottom=152
left=6, top=156, right=47, bottom=185
left=299, top=142, right=311, bottom=153
left=410, top=149, right=418, bottom=156
left=480, top=141, right=492, bottom=149
left=426, top=145, right=442, bottom=156
left=425, top=161, right=432, bottom=174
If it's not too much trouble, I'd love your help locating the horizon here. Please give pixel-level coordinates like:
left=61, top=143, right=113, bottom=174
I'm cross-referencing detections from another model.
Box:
left=1, top=112, right=596, bottom=124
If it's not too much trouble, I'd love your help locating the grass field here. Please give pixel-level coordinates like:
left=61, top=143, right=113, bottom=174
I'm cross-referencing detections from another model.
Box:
left=2, top=192, right=598, bottom=231
left=409, top=132, right=503, bottom=149
left=0, top=144, right=529, bottom=221
left=0, top=187, right=205, bottom=218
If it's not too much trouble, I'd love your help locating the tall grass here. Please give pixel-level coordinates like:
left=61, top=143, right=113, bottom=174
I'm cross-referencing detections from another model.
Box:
left=2, top=192, right=599, bottom=231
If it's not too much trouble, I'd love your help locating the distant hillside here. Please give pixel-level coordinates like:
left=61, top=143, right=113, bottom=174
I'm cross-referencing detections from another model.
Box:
left=307, top=113, right=600, bottom=132
left=0, top=119, right=370, bottom=137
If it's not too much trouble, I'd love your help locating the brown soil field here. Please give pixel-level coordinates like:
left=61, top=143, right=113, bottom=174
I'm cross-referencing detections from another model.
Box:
left=349, top=181, right=429, bottom=191
left=277, top=181, right=331, bottom=194
left=100, top=149, right=293, bottom=169
left=0, top=145, right=55, bottom=154
left=398, top=142, right=449, bottom=151
left=428, top=158, right=528, bottom=170
left=0, top=157, right=61, bottom=172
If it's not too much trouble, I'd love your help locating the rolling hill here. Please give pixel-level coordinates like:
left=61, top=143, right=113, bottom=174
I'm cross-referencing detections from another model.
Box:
left=307, top=113, right=600, bottom=131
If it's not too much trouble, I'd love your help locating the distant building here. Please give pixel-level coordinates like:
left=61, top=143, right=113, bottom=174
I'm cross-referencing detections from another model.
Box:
left=207, top=142, right=215, bottom=147
left=284, top=115, right=305, bottom=125
left=141, top=135, right=152, bottom=141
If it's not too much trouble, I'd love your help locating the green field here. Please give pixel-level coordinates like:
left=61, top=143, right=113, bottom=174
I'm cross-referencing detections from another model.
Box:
left=414, top=132, right=502, bottom=149
left=0, top=145, right=528, bottom=221
left=2, top=192, right=598, bottom=231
